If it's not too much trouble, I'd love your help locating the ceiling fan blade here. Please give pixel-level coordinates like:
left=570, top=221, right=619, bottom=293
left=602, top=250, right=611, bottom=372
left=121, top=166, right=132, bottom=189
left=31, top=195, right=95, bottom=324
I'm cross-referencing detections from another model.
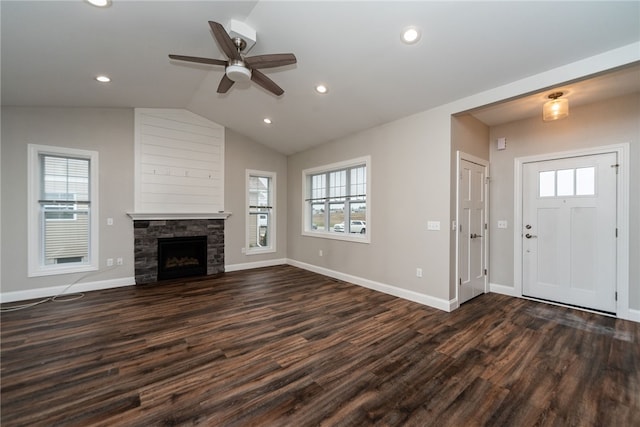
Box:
left=251, top=69, right=284, bottom=96
left=244, top=53, right=297, bottom=69
left=209, top=21, right=241, bottom=61
left=168, top=54, right=227, bottom=67
left=217, top=74, right=235, bottom=94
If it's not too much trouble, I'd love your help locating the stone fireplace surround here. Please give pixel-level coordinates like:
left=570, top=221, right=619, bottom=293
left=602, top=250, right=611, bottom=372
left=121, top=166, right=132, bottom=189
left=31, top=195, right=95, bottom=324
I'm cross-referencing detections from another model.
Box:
left=129, top=213, right=230, bottom=285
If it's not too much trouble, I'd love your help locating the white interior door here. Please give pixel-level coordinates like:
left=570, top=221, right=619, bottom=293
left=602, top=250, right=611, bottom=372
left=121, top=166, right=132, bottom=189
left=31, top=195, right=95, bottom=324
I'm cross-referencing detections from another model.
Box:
left=458, top=157, right=487, bottom=304
left=522, top=153, right=617, bottom=313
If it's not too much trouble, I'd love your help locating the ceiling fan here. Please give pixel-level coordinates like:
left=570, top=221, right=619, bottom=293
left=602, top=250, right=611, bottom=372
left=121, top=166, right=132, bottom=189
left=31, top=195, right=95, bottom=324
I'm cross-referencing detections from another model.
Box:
left=169, top=21, right=296, bottom=96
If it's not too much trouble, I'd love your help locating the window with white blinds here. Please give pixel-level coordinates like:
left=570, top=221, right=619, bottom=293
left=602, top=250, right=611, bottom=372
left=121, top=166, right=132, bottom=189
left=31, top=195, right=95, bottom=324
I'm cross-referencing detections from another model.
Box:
left=246, top=170, right=276, bottom=254
left=28, top=145, right=99, bottom=276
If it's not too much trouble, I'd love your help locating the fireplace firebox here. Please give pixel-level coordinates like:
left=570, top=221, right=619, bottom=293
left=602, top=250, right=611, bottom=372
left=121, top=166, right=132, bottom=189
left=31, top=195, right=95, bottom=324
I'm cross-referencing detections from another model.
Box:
left=157, top=236, right=207, bottom=280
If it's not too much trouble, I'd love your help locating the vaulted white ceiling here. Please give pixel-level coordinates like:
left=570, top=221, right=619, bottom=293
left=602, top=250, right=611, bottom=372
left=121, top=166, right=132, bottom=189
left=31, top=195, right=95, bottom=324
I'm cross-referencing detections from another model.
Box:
left=2, top=1, right=639, bottom=154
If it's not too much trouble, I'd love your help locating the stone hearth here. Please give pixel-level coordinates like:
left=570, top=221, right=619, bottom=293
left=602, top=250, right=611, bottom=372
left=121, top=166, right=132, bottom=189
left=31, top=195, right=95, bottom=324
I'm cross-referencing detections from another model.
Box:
left=133, top=219, right=224, bottom=284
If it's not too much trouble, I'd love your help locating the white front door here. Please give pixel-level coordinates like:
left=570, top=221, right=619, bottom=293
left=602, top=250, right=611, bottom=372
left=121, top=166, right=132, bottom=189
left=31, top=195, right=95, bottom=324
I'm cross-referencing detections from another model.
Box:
left=458, top=157, right=487, bottom=304
left=522, top=153, right=617, bottom=313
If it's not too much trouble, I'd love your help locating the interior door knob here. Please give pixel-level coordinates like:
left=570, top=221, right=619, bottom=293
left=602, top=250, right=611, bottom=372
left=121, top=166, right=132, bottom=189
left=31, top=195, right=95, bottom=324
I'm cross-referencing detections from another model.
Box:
left=525, top=233, right=537, bottom=239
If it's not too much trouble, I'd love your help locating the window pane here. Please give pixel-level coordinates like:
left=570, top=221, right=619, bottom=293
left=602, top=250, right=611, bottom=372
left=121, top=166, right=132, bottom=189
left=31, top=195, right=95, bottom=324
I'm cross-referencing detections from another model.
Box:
left=576, top=167, right=595, bottom=196
left=329, top=170, right=346, bottom=201
left=42, top=156, right=89, bottom=201
left=43, top=203, right=89, bottom=265
left=557, top=169, right=574, bottom=196
left=539, top=171, right=555, bottom=197
left=249, top=176, right=271, bottom=206
left=248, top=173, right=274, bottom=252
left=41, top=155, right=91, bottom=267
left=329, top=203, right=345, bottom=232
left=311, top=174, right=326, bottom=200
left=350, top=166, right=366, bottom=198
left=311, top=203, right=325, bottom=231
left=304, top=160, right=368, bottom=238
left=248, top=212, right=269, bottom=248
left=350, top=202, right=367, bottom=234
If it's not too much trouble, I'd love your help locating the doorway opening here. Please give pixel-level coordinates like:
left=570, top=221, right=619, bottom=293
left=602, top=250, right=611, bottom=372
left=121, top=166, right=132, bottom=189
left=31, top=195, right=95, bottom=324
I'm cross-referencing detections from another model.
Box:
left=514, top=144, right=630, bottom=317
left=456, top=152, right=489, bottom=305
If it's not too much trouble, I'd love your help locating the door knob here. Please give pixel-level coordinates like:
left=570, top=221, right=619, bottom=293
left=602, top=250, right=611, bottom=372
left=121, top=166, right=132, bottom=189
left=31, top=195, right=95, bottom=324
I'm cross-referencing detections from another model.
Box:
left=525, top=233, right=537, bottom=239
left=470, top=233, right=483, bottom=239
left=525, top=224, right=532, bottom=229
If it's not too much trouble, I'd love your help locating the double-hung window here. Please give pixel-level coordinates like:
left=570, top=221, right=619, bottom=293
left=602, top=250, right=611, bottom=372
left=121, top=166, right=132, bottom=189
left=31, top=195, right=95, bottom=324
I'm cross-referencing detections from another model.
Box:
left=28, top=145, right=99, bottom=276
left=246, top=170, right=276, bottom=254
left=303, top=156, right=370, bottom=242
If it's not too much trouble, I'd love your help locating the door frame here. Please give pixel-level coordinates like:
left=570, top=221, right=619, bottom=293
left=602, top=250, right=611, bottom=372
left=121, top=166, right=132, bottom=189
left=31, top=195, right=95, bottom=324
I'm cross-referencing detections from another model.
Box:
left=456, top=151, right=489, bottom=306
left=513, top=143, right=630, bottom=318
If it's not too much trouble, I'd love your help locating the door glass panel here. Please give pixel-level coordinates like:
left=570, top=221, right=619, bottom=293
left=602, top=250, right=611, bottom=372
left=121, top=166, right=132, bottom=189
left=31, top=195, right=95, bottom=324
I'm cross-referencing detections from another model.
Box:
left=539, top=171, right=555, bottom=197
left=576, top=167, right=595, bottom=195
left=557, top=169, right=574, bottom=196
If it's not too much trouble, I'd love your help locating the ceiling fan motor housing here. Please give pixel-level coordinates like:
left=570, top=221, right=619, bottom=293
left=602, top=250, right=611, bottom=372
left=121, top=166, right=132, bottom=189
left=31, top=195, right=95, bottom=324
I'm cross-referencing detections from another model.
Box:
left=229, top=19, right=256, bottom=52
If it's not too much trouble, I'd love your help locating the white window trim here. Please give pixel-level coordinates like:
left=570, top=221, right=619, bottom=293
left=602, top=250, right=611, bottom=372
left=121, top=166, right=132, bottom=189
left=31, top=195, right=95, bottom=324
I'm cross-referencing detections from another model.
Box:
left=246, top=169, right=276, bottom=255
left=301, top=156, right=371, bottom=244
left=28, top=144, right=99, bottom=277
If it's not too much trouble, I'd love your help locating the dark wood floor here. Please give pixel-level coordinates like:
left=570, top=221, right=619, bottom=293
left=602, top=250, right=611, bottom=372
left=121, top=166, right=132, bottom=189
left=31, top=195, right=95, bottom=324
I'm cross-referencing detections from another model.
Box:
left=1, top=265, right=639, bottom=426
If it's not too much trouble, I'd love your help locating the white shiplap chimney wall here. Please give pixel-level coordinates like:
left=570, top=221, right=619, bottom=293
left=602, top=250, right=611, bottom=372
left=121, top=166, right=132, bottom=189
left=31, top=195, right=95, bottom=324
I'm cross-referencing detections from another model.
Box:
left=132, top=109, right=225, bottom=216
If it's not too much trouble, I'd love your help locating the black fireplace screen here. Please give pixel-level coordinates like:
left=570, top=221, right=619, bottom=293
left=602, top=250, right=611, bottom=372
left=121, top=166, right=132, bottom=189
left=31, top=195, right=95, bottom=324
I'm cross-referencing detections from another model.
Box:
left=157, top=236, right=207, bottom=280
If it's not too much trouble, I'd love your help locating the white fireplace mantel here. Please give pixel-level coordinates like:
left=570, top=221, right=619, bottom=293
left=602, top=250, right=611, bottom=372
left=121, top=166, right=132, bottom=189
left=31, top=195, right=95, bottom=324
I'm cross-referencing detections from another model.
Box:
left=127, top=212, right=231, bottom=221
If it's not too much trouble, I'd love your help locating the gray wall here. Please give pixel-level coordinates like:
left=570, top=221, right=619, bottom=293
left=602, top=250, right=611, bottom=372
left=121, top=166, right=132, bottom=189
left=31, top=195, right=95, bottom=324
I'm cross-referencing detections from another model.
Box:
left=1, top=107, right=286, bottom=295
left=287, top=108, right=453, bottom=303
left=450, top=115, right=490, bottom=298
left=1, top=107, right=135, bottom=293
left=224, top=128, right=288, bottom=266
left=488, top=93, right=640, bottom=309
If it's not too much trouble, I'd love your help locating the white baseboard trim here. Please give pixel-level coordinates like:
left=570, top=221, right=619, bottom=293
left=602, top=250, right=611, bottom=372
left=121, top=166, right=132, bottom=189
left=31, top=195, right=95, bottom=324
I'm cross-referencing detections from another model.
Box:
left=0, top=276, right=135, bottom=304
left=287, top=259, right=455, bottom=312
left=225, top=258, right=288, bottom=272
left=621, top=308, right=640, bottom=323
left=489, top=282, right=518, bottom=297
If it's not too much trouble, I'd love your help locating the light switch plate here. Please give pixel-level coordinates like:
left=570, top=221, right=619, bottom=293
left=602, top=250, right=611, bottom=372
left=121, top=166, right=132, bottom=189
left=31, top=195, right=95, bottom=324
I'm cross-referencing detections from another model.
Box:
left=427, top=221, right=441, bottom=231
left=497, top=220, right=508, bottom=229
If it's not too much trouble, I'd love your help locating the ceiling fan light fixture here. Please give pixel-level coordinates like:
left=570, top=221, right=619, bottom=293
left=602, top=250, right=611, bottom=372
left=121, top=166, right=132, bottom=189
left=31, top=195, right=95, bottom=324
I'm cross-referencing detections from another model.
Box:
left=543, top=92, right=569, bottom=121
left=226, top=64, right=252, bottom=82
left=401, top=26, right=421, bottom=44
left=85, top=0, right=111, bottom=7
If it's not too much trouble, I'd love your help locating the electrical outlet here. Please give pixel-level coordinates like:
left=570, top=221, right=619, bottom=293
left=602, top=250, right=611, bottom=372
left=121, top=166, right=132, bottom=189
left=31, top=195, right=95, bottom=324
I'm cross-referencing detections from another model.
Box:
left=107, top=217, right=113, bottom=226
left=497, top=220, right=508, bottom=229
left=319, top=250, right=323, bottom=257
left=107, top=258, right=114, bottom=267
left=116, top=257, right=123, bottom=266
left=427, top=221, right=441, bottom=231
left=416, top=268, right=423, bottom=278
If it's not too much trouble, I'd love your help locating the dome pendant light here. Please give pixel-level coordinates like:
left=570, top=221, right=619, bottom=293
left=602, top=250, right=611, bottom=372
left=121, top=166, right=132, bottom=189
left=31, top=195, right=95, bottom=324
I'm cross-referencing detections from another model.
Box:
left=543, top=92, right=569, bottom=122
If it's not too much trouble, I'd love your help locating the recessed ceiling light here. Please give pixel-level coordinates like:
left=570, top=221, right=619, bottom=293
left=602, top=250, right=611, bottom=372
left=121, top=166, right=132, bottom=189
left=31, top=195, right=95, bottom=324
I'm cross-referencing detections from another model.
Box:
left=401, top=26, right=421, bottom=44
left=263, top=118, right=272, bottom=124
left=315, top=84, right=328, bottom=94
left=95, top=75, right=111, bottom=83
left=85, top=0, right=111, bottom=7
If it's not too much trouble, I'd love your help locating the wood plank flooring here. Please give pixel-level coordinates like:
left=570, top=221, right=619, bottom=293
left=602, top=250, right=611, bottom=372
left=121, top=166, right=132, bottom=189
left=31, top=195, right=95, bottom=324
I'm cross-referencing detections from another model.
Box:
left=1, top=265, right=639, bottom=426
